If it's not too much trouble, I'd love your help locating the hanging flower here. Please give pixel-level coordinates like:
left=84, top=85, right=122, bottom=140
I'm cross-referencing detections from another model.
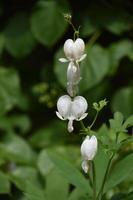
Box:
left=56, top=95, right=88, bottom=132
left=81, top=135, right=98, bottom=173
left=59, top=38, right=86, bottom=63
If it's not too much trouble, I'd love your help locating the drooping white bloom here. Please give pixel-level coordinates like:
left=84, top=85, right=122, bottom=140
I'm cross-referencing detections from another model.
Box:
left=59, top=38, right=86, bottom=63
left=81, top=135, right=98, bottom=173
left=56, top=95, right=88, bottom=132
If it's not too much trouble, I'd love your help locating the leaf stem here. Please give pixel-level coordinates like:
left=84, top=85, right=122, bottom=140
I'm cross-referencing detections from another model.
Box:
left=89, top=111, right=99, bottom=129
left=80, top=120, right=87, bottom=131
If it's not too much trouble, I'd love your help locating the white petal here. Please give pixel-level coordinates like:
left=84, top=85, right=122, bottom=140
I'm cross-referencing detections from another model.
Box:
left=73, top=38, right=85, bottom=60
left=56, top=111, right=65, bottom=120
left=81, top=135, right=97, bottom=161
left=81, top=160, right=89, bottom=173
left=57, top=95, right=71, bottom=119
left=71, top=96, right=88, bottom=119
left=67, top=62, right=80, bottom=84
left=64, top=39, right=74, bottom=60
left=77, top=113, right=88, bottom=121
left=68, top=119, right=74, bottom=132
left=59, top=58, right=68, bottom=63
left=78, top=54, right=87, bottom=62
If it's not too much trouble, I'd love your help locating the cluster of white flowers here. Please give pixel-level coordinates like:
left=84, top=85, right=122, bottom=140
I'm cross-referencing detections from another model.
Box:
left=56, top=37, right=97, bottom=173
left=56, top=38, right=87, bottom=132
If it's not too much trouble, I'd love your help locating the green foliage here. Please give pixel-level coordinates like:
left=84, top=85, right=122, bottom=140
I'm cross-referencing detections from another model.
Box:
left=31, top=0, right=69, bottom=47
left=0, top=0, right=133, bottom=199
left=105, top=153, right=133, bottom=192
left=47, top=150, right=91, bottom=194
left=112, top=87, right=133, bottom=118
left=4, top=13, right=36, bottom=58
left=0, top=171, right=10, bottom=194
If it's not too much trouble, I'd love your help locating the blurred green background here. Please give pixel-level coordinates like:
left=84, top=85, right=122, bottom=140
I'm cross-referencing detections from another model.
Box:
left=0, top=0, right=133, bottom=199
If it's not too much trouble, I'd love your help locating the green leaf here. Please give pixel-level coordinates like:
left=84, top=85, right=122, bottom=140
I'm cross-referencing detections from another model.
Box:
left=24, top=182, right=46, bottom=200
left=105, top=153, right=133, bottom=191
left=68, top=188, right=88, bottom=200
left=0, top=34, right=5, bottom=56
left=111, top=87, right=133, bottom=118
left=47, top=150, right=91, bottom=194
left=4, top=12, right=36, bottom=58
left=30, top=120, right=67, bottom=148
left=109, top=112, right=125, bottom=133
left=0, top=171, right=10, bottom=194
left=9, top=166, right=40, bottom=191
left=54, top=44, right=110, bottom=92
left=106, top=18, right=132, bottom=35
left=108, top=40, right=133, bottom=75
left=45, top=169, right=69, bottom=200
left=38, top=150, right=54, bottom=176
left=0, top=133, right=36, bottom=164
left=0, top=115, right=31, bottom=134
left=80, top=44, right=109, bottom=92
left=0, top=67, right=22, bottom=116
left=31, top=1, right=68, bottom=46
left=123, top=115, right=133, bottom=129
left=125, top=192, right=133, bottom=200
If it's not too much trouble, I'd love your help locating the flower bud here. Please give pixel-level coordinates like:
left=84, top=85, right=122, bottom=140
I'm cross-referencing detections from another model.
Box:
left=67, top=62, right=80, bottom=84
left=67, top=61, right=81, bottom=97
left=81, top=135, right=98, bottom=173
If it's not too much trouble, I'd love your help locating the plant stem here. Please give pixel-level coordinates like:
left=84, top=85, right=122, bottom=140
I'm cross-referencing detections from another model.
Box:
left=92, top=161, right=96, bottom=200
left=87, top=31, right=101, bottom=48
left=80, top=120, right=87, bottom=131
left=96, top=153, right=115, bottom=200
left=89, top=111, right=99, bottom=129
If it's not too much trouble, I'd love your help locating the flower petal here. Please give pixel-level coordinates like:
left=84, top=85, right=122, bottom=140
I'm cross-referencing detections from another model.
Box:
left=57, top=95, right=71, bottom=119
left=77, top=113, right=88, bottom=121
left=64, top=39, right=74, bottom=60
left=71, top=96, right=88, bottom=119
left=81, top=160, right=89, bottom=173
left=68, top=119, right=74, bottom=132
left=56, top=111, right=65, bottom=120
left=78, top=54, right=87, bottom=62
left=59, top=58, right=68, bottom=63
left=73, top=38, right=85, bottom=60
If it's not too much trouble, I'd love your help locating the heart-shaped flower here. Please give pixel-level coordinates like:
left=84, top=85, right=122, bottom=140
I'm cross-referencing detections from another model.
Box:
left=56, top=95, right=88, bottom=132
left=59, top=38, right=86, bottom=63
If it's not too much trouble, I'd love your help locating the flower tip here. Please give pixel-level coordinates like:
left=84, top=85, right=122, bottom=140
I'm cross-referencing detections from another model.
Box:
left=82, top=160, right=89, bottom=173
left=59, top=58, right=68, bottom=63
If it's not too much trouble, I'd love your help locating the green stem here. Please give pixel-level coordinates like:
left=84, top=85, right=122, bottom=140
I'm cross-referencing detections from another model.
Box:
left=80, top=120, right=87, bottom=132
left=97, top=153, right=115, bottom=200
left=92, top=161, right=96, bottom=200
left=89, top=111, right=99, bottom=129
left=87, top=31, right=101, bottom=48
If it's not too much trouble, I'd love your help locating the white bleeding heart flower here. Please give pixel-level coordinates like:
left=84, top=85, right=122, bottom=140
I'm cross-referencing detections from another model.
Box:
left=81, top=135, right=98, bottom=173
left=56, top=95, right=88, bottom=132
left=59, top=38, right=86, bottom=63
